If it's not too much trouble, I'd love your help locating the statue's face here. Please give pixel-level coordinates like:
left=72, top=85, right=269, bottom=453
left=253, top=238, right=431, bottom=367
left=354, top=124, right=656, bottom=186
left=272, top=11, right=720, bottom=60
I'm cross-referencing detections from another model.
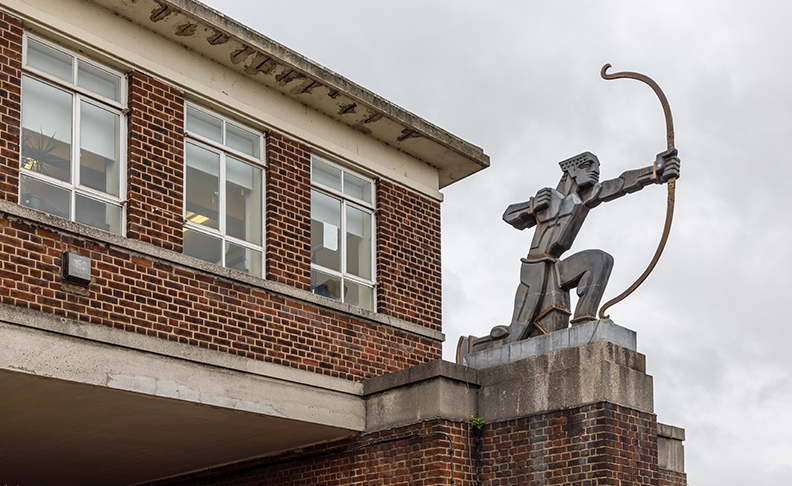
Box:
left=570, top=159, right=600, bottom=187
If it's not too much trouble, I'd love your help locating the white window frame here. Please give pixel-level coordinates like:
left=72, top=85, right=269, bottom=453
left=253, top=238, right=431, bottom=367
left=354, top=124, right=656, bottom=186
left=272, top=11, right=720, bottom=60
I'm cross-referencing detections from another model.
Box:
left=183, top=102, right=266, bottom=276
left=310, top=155, right=376, bottom=310
left=19, top=34, right=127, bottom=234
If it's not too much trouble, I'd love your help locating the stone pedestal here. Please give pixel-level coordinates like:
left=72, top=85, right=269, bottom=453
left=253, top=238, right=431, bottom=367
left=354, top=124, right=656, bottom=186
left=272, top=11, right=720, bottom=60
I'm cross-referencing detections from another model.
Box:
left=363, top=321, right=686, bottom=485
left=462, top=318, right=636, bottom=368
left=477, top=338, right=654, bottom=420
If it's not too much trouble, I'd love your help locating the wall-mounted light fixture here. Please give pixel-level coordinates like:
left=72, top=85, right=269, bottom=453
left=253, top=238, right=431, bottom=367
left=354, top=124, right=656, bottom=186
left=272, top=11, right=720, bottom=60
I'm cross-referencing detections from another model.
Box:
left=62, top=252, right=91, bottom=286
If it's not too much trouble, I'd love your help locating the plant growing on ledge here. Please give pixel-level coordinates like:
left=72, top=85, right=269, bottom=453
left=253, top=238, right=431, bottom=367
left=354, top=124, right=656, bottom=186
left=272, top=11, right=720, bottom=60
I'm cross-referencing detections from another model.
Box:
left=470, top=415, right=485, bottom=431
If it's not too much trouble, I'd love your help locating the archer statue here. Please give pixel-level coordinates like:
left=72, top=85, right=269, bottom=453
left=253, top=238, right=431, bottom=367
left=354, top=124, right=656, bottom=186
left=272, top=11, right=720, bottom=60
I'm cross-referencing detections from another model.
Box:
left=457, top=65, right=681, bottom=361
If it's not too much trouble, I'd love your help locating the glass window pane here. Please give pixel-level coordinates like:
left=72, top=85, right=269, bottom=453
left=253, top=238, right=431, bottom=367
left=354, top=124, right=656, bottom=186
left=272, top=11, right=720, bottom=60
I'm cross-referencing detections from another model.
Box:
left=226, top=123, right=260, bottom=158
left=19, top=174, right=71, bottom=220
left=311, top=269, right=342, bottom=302
left=183, top=229, right=222, bottom=265
left=312, top=158, right=342, bottom=192
left=226, top=156, right=262, bottom=244
left=225, top=241, right=262, bottom=276
left=344, top=172, right=372, bottom=204
left=344, top=280, right=374, bottom=311
left=80, top=101, right=120, bottom=196
left=311, top=189, right=341, bottom=272
left=346, top=205, right=372, bottom=280
left=26, top=38, right=73, bottom=82
left=185, top=142, right=220, bottom=230
left=21, top=76, right=72, bottom=182
left=185, top=105, right=222, bottom=143
left=75, top=194, right=122, bottom=234
left=77, top=60, right=121, bottom=102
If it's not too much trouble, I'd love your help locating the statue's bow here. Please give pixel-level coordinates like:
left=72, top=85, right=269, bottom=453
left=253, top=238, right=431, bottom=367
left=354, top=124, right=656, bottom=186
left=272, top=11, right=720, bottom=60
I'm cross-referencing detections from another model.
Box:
left=598, top=64, right=677, bottom=319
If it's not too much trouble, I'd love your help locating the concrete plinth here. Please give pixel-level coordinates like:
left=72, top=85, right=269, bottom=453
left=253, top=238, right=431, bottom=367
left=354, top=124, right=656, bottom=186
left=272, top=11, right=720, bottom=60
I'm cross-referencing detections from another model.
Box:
left=478, top=339, right=654, bottom=421
left=364, top=329, right=652, bottom=424
left=462, top=319, right=636, bottom=369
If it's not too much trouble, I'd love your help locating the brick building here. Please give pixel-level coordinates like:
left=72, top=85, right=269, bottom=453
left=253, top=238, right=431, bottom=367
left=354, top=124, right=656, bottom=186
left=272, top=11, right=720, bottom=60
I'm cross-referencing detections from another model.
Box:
left=0, top=1, right=686, bottom=485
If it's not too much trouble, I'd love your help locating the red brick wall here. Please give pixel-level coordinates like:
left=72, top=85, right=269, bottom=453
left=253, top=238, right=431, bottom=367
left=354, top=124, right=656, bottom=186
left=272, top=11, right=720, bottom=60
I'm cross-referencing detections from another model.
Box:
left=376, top=180, right=442, bottom=331
left=127, top=71, right=185, bottom=252
left=479, top=402, right=687, bottom=486
left=265, top=132, right=311, bottom=290
left=133, top=405, right=686, bottom=485
left=659, top=469, right=687, bottom=486
left=0, top=12, right=22, bottom=202
left=140, top=420, right=475, bottom=486
left=133, top=400, right=688, bottom=486
left=0, top=215, right=441, bottom=381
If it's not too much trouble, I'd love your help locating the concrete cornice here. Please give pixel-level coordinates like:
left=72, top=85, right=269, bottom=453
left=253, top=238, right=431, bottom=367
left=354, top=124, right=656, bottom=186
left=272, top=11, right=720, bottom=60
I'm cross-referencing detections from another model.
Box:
left=92, top=0, right=489, bottom=188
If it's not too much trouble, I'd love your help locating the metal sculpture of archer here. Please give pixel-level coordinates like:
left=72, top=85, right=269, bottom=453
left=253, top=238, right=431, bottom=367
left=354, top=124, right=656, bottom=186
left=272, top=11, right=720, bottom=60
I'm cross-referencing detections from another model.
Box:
left=457, top=64, right=680, bottom=361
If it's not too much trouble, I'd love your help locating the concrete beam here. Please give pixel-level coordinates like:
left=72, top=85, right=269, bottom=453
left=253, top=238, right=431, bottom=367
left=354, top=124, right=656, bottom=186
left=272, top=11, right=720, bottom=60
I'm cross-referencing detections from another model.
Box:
left=0, top=309, right=365, bottom=430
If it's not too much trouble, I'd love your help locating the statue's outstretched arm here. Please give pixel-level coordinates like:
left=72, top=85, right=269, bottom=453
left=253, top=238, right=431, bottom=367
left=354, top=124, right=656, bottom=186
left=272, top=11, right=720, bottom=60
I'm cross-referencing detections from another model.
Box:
left=597, top=166, right=655, bottom=203
left=593, top=149, right=680, bottom=205
left=503, top=187, right=553, bottom=230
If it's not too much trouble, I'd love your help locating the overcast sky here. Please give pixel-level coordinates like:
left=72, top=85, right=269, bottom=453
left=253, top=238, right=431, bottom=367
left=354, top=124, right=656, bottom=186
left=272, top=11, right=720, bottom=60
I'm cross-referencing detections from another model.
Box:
left=202, top=2, right=790, bottom=484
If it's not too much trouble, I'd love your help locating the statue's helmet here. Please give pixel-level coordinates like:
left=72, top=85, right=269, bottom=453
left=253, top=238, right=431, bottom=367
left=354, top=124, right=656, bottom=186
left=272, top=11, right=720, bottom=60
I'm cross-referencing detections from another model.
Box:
left=559, top=152, right=600, bottom=187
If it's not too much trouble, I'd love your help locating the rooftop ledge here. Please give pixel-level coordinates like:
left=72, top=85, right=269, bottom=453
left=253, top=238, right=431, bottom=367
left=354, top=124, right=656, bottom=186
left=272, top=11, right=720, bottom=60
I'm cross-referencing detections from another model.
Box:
left=95, top=0, right=490, bottom=188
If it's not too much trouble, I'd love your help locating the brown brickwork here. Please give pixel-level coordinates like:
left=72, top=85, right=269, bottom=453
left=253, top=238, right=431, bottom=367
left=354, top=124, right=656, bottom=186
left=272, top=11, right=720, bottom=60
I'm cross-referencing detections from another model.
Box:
left=266, top=131, right=311, bottom=290
left=376, top=180, right=442, bottom=331
left=134, top=403, right=687, bottom=486
left=479, top=402, right=687, bottom=486
left=0, top=11, right=22, bottom=202
left=659, top=469, right=687, bottom=486
left=133, top=399, right=688, bottom=486
left=127, top=71, right=185, bottom=252
left=0, top=215, right=441, bottom=381
left=141, top=420, right=476, bottom=486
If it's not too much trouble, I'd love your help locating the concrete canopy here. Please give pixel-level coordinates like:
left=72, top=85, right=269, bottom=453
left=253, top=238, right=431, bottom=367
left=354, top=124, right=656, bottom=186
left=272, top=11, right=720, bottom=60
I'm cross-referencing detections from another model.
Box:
left=0, top=370, right=353, bottom=486
left=0, top=309, right=366, bottom=486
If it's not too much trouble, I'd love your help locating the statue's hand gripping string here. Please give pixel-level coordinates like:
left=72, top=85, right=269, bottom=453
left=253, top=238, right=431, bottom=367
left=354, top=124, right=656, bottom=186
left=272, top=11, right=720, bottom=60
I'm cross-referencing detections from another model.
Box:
left=597, top=64, right=678, bottom=319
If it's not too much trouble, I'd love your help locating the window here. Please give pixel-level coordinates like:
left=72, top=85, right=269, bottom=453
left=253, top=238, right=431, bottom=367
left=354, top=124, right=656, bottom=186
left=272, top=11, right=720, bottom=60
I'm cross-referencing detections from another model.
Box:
left=19, top=36, right=125, bottom=234
left=311, top=156, right=375, bottom=311
left=183, top=103, right=264, bottom=276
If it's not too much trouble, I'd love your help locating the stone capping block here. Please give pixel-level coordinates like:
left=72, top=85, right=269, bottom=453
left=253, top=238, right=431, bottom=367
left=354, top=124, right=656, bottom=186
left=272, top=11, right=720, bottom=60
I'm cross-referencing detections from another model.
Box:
left=658, top=422, right=686, bottom=441
left=463, top=319, right=636, bottom=369
left=363, top=360, right=480, bottom=433
left=658, top=422, right=686, bottom=473
left=477, top=340, right=654, bottom=421
left=363, top=359, right=479, bottom=396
